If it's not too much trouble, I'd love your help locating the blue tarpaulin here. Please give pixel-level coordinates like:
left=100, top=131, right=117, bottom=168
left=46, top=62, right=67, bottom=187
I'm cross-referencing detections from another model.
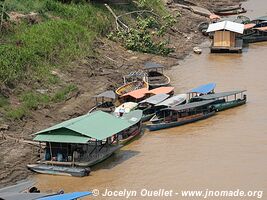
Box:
left=37, top=191, right=92, bottom=200
left=189, top=83, right=216, bottom=94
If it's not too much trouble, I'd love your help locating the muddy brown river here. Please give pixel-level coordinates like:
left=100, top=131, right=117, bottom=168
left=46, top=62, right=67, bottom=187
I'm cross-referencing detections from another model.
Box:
left=35, top=1, right=267, bottom=199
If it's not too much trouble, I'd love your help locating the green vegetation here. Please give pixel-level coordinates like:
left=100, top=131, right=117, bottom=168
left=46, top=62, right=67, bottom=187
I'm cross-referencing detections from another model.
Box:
left=0, top=0, right=172, bottom=121
left=1, top=0, right=111, bottom=86
left=108, top=14, right=177, bottom=55
left=3, top=84, right=78, bottom=120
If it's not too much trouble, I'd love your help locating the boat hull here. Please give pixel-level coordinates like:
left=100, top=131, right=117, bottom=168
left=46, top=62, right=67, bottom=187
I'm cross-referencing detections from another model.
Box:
left=146, top=111, right=215, bottom=131
left=27, top=164, right=90, bottom=177
left=119, top=128, right=142, bottom=145
left=243, top=35, right=267, bottom=43
left=214, top=99, right=246, bottom=111
left=116, top=81, right=148, bottom=96
left=214, top=9, right=246, bottom=16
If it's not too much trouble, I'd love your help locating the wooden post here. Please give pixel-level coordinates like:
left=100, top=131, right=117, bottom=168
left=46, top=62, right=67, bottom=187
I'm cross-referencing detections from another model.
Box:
left=49, top=142, right=53, bottom=164
left=39, top=142, right=42, bottom=160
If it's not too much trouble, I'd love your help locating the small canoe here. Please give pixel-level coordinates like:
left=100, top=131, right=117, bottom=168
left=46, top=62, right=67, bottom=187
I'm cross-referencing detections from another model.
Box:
left=144, top=62, right=170, bottom=89
left=213, top=4, right=242, bottom=12
left=27, top=164, right=90, bottom=177
left=116, top=81, right=148, bottom=96
left=214, top=8, right=247, bottom=16
left=145, top=71, right=171, bottom=89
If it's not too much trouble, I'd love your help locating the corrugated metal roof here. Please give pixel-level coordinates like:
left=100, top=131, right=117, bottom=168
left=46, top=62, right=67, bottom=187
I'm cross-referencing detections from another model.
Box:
left=34, top=111, right=133, bottom=141
left=163, top=100, right=216, bottom=112
left=192, top=90, right=246, bottom=100
left=206, top=21, right=244, bottom=34
left=156, top=94, right=187, bottom=107
left=139, top=93, right=170, bottom=105
left=34, top=129, right=90, bottom=144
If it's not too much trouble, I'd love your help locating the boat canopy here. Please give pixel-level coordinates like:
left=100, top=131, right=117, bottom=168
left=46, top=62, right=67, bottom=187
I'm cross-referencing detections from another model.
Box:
left=122, top=87, right=174, bottom=99
left=206, top=21, right=244, bottom=34
left=156, top=94, right=187, bottom=107
left=33, top=111, right=136, bottom=143
left=139, top=93, right=170, bottom=105
left=144, top=61, right=164, bottom=70
left=121, top=110, right=143, bottom=126
left=38, top=191, right=92, bottom=200
left=192, top=90, right=246, bottom=100
left=163, top=100, right=216, bottom=112
left=148, top=87, right=174, bottom=95
left=93, top=90, right=116, bottom=99
left=189, top=83, right=216, bottom=94
left=115, top=102, right=138, bottom=113
left=122, top=88, right=148, bottom=99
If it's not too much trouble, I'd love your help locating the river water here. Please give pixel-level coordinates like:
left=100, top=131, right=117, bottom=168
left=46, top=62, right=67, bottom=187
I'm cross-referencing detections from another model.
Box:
left=35, top=1, right=267, bottom=199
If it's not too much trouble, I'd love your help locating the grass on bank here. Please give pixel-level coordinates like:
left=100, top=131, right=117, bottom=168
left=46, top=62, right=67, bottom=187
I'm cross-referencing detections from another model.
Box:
left=4, top=84, right=78, bottom=120
left=0, top=0, right=168, bottom=120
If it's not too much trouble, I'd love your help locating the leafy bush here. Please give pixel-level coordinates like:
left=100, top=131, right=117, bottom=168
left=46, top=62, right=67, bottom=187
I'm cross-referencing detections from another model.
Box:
left=108, top=15, right=177, bottom=55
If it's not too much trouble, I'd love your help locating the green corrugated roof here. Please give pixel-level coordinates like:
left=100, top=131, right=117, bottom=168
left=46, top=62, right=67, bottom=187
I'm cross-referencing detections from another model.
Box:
left=34, top=128, right=90, bottom=144
left=34, top=111, right=142, bottom=143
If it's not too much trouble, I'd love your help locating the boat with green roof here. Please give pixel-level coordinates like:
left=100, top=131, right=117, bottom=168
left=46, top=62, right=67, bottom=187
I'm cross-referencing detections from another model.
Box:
left=190, top=90, right=247, bottom=111
left=27, top=110, right=142, bottom=177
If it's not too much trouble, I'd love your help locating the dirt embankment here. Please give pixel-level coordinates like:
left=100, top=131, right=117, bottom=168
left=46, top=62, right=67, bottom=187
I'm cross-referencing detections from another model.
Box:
left=0, top=0, right=243, bottom=188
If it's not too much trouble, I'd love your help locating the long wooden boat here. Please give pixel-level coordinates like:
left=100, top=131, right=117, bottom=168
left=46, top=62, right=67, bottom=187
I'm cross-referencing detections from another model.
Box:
left=147, top=100, right=216, bottom=131
left=214, top=8, right=247, bottom=16
left=27, top=164, right=91, bottom=177
left=144, top=62, right=171, bottom=89
left=190, top=90, right=247, bottom=111
left=27, top=111, right=141, bottom=177
left=145, top=71, right=171, bottom=89
left=213, top=4, right=242, bottom=13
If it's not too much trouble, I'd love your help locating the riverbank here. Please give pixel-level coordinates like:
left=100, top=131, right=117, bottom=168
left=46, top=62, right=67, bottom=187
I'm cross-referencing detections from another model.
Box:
left=0, top=0, right=243, bottom=187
